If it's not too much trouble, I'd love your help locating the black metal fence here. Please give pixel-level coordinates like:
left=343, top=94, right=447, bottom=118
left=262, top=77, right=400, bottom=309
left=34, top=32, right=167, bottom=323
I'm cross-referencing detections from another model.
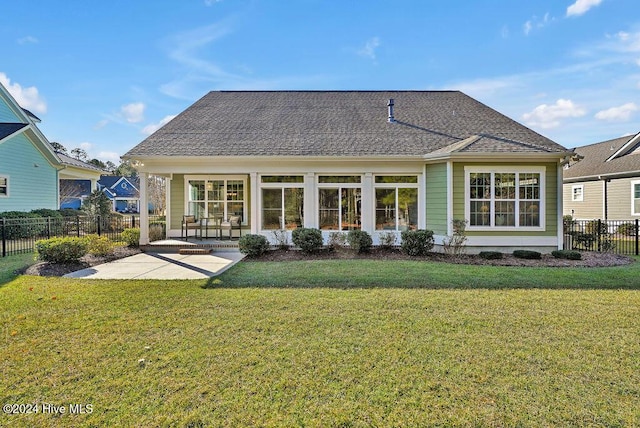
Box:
left=1, top=215, right=166, bottom=257
left=564, top=219, right=639, bottom=255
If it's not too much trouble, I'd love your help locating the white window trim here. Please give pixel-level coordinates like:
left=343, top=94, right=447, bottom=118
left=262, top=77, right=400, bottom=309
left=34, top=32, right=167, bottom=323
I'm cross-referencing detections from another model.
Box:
left=184, top=175, right=248, bottom=223
left=572, top=184, right=584, bottom=202
left=464, top=166, right=546, bottom=232
left=373, top=175, right=420, bottom=232
left=258, top=175, right=305, bottom=231
left=631, top=180, right=640, bottom=216
left=316, top=174, right=363, bottom=232
left=0, top=175, right=8, bottom=198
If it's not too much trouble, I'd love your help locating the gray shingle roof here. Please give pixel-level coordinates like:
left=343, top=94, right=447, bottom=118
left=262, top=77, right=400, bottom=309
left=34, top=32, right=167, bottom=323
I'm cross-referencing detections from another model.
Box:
left=125, top=91, right=567, bottom=158
left=564, top=133, right=640, bottom=180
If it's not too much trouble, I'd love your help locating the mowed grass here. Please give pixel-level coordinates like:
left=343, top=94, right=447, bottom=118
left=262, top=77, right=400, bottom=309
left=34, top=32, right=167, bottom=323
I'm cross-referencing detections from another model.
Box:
left=1, top=258, right=639, bottom=426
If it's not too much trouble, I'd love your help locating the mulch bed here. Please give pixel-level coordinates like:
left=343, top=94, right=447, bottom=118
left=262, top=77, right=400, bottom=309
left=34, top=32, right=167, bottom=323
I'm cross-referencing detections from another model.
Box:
left=23, top=247, right=141, bottom=277
left=248, top=248, right=635, bottom=268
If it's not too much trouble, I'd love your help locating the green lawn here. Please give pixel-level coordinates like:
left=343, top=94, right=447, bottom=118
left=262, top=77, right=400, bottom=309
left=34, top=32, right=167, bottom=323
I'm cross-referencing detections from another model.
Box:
left=1, top=258, right=639, bottom=426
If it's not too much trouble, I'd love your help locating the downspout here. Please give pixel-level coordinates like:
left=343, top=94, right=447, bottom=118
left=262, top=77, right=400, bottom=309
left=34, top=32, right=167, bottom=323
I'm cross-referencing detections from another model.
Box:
left=599, top=176, right=609, bottom=220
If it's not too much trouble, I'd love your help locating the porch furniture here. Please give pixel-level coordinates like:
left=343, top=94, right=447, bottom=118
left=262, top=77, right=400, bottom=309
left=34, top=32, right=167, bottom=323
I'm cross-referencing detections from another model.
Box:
left=200, top=215, right=223, bottom=239
left=220, top=215, right=242, bottom=239
left=181, top=215, right=200, bottom=240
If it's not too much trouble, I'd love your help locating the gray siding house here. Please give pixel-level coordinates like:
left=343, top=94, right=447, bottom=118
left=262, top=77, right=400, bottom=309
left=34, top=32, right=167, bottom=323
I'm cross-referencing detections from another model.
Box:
left=563, top=132, right=640, bottom=220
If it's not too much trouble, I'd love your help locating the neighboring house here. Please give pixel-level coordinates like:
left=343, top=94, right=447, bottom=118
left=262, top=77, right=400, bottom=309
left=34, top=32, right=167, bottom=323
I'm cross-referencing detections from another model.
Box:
left=123, top=91, right=573, bottom=252
left=98, top=175, right=141, bottom=213
left=563, top=132, right=640, bottom=221
left=0, top=81, right=62, bottom=212
left=57, top=152, right=105, bottom=209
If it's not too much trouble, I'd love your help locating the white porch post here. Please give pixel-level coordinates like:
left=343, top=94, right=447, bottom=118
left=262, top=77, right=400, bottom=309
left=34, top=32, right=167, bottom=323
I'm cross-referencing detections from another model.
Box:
left=361, top=173, right=373, bottom=232
left=304, top=173, right=315, bottom=228
left=446, top=161, right=453, bottom=236
left=139, top=172, right=149, bottom=245
left=557, top=163, right=564, bottom=250
left=250, top=172, right=258, bottom=234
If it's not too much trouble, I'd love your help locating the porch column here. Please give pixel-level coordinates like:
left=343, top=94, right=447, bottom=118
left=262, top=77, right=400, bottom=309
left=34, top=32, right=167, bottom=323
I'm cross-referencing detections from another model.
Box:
left=304, top=173, right=315, bottom=228
left=361, top=173, right=373, bottom=232
left=250, top=172, right=258, bottom=234
left=139, top=172, right=149, bottom=245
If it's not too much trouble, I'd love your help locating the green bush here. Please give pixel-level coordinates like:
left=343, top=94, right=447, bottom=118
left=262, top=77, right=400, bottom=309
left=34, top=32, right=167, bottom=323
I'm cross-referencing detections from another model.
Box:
left=58, top=208, right=83, bottom=218
left=479, top=251, right=503, bottom=260
left=513, top=250, right=542, bottom=260
left=121, top=228, right=140, bottom=247
left=31, top=209, right=64, bottom=235
left=84, top=234, right=115, bottom=257
left=35, top=237, right=87, bottom=264
left=378, top=232, right=397, bottom=249
left=347, top=230, right=373, bottom=254
left=0, top=211, right=46, bottom=239
left=585, top=220, right=608, bottom=236
left=238, top=234, right=270, bottom=257
left=401, top=229, right=434, bottom=256
left=292, top=228, right=324, bottom=254
left=617, top=222, right=638, bottom=237
left=552, top=250, right=582, bottom=260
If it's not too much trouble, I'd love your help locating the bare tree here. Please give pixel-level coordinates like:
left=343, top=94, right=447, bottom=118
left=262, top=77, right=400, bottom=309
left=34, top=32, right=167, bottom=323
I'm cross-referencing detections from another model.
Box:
left=147, top=175, right=166, bottom=215
left=59, top=180, right=88, bottom=208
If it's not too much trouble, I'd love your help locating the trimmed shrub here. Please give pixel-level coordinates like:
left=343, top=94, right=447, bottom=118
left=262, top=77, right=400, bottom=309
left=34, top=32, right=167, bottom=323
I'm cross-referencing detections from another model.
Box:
left=347, top=230, right=373, bottom=254
left=378, top=231, right=397, bottom=249
left=291, top=228, right=324, bottom=254
left=513, top=250, right=542, bottom=260
left=585, top=220, right=608, bottom=236
left=121, top=228, right=140, bottom=247
left=58, top=208, right=83, bottom=218
left=149, top=223, right=165, bottom=242
left=84, top=234, right=115, bottom=257
left=31, top=208, right=64, bottom=235
left=401, top=229, right=434, bottom=256
left=479, top=251, right=503, bottom=260
left=552, top=250, right=582, bottom=260
left=35, top=237, right=87, bottom=264
left=238, top=234, right=270, bottom=257
left=617, top=222, right=638, bottom=237
left=0, top=211, right=46, bottom=239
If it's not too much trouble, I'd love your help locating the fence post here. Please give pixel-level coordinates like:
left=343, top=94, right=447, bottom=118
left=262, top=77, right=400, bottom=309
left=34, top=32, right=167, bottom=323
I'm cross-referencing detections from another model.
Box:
left=46, top=217, right=51, bottom=239
left=77, top=216, right=81, bottom=237
left=131, top=215, right=135, bottom=229
left=636, top=219, right=640, bottom=256
left=1, top=218, right=5, bottom=258
left=597, top=219, right=602, bottom=252
left=97, top=215, right=101, bottom=236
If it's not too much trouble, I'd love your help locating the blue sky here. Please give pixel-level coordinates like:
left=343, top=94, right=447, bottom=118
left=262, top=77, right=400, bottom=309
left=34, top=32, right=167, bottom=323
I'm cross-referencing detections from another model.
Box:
left=1, top=0, right=639, bottom=163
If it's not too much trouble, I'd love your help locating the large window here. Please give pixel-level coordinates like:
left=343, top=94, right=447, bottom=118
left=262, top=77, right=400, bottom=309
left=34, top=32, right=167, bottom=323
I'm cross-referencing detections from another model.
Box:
left=318, top=175, right=361, bottom=231
left=261, top=175, right=304, bottom=230
left=466, top=168, right=544, bottom=229
left=186, top=177, right=245, bottom=222
left=632, top=181, right=640, bottom=216
left=375, top=176, right=418, bottom=231
left=0, top=176, right=7, bottom=197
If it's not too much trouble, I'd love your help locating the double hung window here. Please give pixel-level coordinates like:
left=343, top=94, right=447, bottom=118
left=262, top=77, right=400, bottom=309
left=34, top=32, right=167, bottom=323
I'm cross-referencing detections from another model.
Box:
left=186, top=177, right=245, bottom=222
left=466, top=168, right=544, bottom=229
left=0, top=176, right=7, bottom=197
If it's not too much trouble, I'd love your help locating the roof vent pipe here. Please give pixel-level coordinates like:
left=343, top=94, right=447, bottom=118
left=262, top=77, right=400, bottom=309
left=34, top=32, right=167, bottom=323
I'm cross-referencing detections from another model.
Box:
left=387, top=98, right=395, bottom=123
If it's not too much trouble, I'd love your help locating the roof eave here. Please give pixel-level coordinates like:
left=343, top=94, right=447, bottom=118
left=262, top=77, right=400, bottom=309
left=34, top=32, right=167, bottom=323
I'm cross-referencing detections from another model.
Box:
left=423, top=151, right=571, bottom=163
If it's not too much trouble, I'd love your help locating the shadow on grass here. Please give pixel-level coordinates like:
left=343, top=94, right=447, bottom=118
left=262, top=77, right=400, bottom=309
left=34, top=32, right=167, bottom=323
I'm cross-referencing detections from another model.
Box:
left=200, top=258, right=640, bottom=291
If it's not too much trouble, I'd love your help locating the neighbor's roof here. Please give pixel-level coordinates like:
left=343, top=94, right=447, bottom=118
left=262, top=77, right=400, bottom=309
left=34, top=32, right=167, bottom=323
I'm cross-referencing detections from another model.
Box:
left=563, top=132, right=640, bottom=181
left=55, top=151, right=105, bottom=172
left=125, top=91, right=567, bottom=158
left=0, top=123, right=28, bottom=141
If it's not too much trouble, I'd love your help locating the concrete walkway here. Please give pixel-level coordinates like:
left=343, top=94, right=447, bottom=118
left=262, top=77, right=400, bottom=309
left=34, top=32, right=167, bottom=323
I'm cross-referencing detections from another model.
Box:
left=63, top=251, right=245, bottom=280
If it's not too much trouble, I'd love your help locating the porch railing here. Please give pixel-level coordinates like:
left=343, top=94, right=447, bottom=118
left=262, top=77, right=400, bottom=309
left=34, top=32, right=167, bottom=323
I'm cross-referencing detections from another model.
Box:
left=1, top=214, right=166, bottom=257
left=564, top=219, right=639, bottom=256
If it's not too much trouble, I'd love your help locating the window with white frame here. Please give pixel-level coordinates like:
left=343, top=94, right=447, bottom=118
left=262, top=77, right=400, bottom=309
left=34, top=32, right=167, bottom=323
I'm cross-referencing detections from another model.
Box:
left=0, top=176, right=7, bottom=197
left=261, top=175, right=304, bottom=230
left=572, top=185, right=584, bottom=202
left=466, top=167, right=544, bottom=229
left=632, top=181, right=640, bottom=216
left=374, top=175, right=419, bottom=231
left=186, top=177, right=246, bottom=222
left=318, top=175, right=362, bottom=231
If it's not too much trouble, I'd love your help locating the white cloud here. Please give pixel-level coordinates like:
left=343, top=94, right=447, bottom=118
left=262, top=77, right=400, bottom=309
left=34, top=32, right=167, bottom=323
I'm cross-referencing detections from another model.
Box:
left=17, top=36, right=38, bottom=45
left=0, top=72, right=47, bottom=114
left=522, top=99, right=587, bottom=129
left=97, top=151, right=121, bottom=162
left=141, top=115, right=177, bottom=135
left=94, top=119, right=109, bottom=130
left=523, top=13, right=552, bottom=36
left=357, top=37, right=380, bottom=60
left=204, top=0, right=222, bottom=5
left=594, top=102, right=638, bottom=121
left=79, top=142, right=93, bottom=151
left=567, top=0, right=603, bottom=17
left=121, top=102, right=145, bottom=123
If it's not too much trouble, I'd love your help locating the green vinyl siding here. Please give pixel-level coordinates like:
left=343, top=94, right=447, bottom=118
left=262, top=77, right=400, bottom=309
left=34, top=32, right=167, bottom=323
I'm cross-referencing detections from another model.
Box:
left=0, top=133, right=58, bottom=211
left=453, top=162, right=558, bottom=237
left=425, top=163, right=448, bottom=235
left=170, top=174, right=185, bottom=230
